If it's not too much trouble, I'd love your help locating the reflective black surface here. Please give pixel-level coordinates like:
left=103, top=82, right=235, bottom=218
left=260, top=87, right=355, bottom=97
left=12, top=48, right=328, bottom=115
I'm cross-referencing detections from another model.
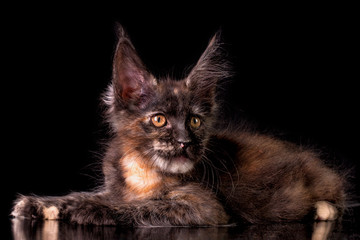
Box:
left=9, top=206, right=360, bottom=240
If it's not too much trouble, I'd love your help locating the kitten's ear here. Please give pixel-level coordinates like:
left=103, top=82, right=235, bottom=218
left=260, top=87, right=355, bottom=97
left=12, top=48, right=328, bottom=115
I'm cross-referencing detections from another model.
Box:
left=112, top=24, right=156, bottom=109
left=185, top=31, right=231, bottom=96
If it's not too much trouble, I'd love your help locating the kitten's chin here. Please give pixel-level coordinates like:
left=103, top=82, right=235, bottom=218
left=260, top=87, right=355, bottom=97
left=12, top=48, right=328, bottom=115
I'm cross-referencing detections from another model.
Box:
left=154, top=155, right=194, bottom=174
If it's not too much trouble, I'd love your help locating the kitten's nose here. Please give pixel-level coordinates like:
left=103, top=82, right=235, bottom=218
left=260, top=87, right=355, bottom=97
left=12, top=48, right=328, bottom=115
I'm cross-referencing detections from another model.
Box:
left=177, top=139, right=191, bottom=149
left=174, top=122, right=191, bottom=148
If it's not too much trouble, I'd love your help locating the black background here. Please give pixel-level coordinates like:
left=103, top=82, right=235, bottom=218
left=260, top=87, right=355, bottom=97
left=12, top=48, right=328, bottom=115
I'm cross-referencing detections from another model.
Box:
left=3, top=3, right=359, bottom=238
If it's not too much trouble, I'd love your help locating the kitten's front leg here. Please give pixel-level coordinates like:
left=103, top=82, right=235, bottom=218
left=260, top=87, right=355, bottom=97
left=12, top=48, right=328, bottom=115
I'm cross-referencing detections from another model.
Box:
left=159, top=184, right=230, bottom=226
left=12, top=185, right=229, bottom=226
left=67, top=184, right=229, bottom=226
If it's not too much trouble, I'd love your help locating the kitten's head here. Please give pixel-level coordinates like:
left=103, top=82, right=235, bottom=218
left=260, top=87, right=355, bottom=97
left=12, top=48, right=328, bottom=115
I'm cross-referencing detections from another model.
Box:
left=104, top=25, right=230, bottom=174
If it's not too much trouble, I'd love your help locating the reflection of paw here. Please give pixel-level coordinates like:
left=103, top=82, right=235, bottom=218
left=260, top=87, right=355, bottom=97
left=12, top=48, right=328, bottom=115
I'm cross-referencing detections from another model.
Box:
left=312, top=221, right=334, bottom=240
left=314, top=201, right=338, bottom=221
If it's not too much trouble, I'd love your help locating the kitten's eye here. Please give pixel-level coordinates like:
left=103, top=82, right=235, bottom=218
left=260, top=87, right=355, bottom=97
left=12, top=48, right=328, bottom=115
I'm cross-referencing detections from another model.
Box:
left=151, top=114, right=167, bottom=127
left=190, top=116, right=201, bottom=129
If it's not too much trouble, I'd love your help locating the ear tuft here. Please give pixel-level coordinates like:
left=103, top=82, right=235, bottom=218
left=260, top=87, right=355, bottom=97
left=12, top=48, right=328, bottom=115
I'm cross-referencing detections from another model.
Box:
left=185, top=31, right=232, bottom=92
left=115, top=23, right=128, bottom=40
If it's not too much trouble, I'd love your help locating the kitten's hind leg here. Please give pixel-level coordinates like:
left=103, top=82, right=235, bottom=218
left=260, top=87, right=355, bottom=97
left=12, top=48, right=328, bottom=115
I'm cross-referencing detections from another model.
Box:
left=314, top=201, right=338, bottom=221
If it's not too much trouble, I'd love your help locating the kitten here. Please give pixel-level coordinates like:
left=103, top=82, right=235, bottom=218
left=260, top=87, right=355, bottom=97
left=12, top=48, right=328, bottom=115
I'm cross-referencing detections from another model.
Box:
left=11, top=25, right=345, bottom=226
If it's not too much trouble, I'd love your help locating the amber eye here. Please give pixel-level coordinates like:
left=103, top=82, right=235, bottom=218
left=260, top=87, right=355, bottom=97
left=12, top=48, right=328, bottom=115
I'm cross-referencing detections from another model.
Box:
left=151, top=114, right=167, bottom=127
left=190, top=116, right=201, bottom=129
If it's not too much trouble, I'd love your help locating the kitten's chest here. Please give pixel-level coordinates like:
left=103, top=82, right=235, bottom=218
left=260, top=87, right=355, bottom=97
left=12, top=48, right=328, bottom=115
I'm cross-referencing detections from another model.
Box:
left=120, top=154, right=176, bottom=201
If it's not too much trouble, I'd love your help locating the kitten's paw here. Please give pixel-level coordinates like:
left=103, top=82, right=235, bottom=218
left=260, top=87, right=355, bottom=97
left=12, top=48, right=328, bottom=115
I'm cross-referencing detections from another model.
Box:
left=43, top=206, right=59, bottom=220
left=11, top=195, right=59, bottom=220
left=11, top=197, right=28, bottom=219
left=314, top=201, right=338, bottom=221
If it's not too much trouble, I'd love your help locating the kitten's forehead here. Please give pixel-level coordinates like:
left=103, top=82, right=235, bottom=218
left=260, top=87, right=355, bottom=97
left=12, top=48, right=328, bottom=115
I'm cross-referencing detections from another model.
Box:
left=149, top=78, right=213, bottom=117
left=156, top=80, right=190, bottom=111
left=159, top=79, right=187, bottom=94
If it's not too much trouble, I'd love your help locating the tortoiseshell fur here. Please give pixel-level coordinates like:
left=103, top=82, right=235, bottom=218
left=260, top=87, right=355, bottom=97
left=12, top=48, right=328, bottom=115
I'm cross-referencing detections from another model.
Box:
left=12, top=25, right=345, bottom=226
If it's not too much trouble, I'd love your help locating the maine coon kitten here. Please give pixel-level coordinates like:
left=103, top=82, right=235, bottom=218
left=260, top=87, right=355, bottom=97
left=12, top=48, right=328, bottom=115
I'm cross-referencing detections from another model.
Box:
left=11, top=25, right=345, bottom=226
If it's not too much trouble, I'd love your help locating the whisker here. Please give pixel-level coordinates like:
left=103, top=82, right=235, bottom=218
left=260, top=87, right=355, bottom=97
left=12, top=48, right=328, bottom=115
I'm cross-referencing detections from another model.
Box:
left=202, top=155, right=222, bottom=195
left=202, top=144, right=239, bottom=198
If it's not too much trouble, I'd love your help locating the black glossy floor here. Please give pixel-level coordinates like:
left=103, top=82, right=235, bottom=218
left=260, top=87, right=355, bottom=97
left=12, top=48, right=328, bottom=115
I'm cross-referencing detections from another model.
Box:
left=8, top=206, right=360, bottom=240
